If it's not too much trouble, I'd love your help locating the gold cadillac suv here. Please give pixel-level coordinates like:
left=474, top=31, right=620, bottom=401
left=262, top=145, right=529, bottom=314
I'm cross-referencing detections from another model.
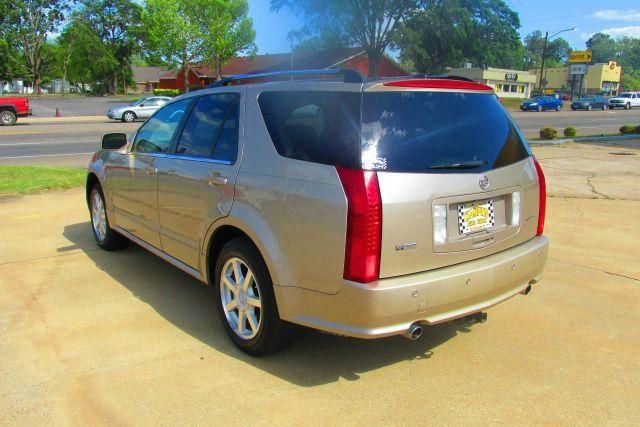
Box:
left=86, top=69, right=549, bottom=355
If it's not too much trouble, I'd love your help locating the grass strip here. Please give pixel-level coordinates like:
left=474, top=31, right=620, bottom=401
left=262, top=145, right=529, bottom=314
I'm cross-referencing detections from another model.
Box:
left=0, top=166, right=86, bottom=196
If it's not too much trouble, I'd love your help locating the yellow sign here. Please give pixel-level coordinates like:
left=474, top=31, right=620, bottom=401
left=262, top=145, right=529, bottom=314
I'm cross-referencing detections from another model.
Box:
left=545, top=89, right=555, bottom=94
left=569, top=51, right=593, bottom=63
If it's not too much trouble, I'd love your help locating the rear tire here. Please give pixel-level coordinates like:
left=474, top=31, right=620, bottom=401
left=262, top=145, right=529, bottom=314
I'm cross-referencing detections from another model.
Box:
left=0, top=110, right=17, bottom=126
left=214, top=238, right=293, bottom=356
left=602, top=104, right=607, bottom=110
left=587, top=105, right=592, bottom=111
left=89, top=185, right=129, bottom=251
left=537, top=105, right=543, bottom=112
left=556, top=104, right=562, bottom=111
left=122, top=111, right=136, bottom=122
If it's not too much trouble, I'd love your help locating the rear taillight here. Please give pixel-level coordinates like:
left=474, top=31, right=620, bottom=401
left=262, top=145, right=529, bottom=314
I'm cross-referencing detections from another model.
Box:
left=336, top=167, right=382, bottom=284
left=533, top=157, right=546, bottom=236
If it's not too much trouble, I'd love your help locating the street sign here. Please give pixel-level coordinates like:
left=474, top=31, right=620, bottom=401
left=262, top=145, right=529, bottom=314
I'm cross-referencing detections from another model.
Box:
left=569, top=51, right=592, bottom=63
left=570, top=64, right=587, bottom=75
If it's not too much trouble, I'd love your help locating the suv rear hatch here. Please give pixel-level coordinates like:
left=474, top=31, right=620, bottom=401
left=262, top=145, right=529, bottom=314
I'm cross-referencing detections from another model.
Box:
left=359, top=80, right=542, bottom=279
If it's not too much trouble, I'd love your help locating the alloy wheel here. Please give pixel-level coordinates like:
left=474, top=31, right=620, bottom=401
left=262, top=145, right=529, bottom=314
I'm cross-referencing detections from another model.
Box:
left=91, top=191, right=107, bottom=242
left=220, top=257, right=262, bottom=340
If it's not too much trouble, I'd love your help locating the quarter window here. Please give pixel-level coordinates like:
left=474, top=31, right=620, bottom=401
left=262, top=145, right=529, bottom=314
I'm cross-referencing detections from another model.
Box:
left=175, top=94, right=239, bottom=160
left=258, top=91, right=361, bottom=168
left=133, top=99, right=191, bottom=154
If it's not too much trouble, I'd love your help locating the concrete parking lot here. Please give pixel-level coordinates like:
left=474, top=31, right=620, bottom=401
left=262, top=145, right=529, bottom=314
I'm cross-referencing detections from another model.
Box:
left=1, top=141, right=638, bottom=424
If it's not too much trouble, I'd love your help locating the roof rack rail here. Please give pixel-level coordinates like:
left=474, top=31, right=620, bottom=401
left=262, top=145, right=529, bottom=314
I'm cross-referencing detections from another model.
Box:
left=411, top=74, right=475, bottom=83
left=208, top=68, right=365, bottom=88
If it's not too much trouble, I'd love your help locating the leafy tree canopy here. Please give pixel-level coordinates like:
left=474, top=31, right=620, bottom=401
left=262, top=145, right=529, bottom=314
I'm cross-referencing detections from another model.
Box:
left=523, top=30, right=571, bottom=70
left=397, top=0, right=523, bottom=74
left=271, top=0, right=420, bottom=77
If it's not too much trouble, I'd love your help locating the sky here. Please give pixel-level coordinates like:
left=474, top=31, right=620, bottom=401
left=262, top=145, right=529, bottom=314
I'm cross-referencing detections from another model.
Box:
left=248, top=0, right=640, bottom=54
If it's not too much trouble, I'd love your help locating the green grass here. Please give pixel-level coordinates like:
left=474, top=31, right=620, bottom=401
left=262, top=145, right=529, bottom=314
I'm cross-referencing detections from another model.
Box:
left=499, top=97, right=523, bottom=111
left=0, top=166, right=86, bottom=196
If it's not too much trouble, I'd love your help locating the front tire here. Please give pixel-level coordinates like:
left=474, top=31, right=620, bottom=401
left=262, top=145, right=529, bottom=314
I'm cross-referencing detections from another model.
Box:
left=89, top=185, right=128, bottom=251
left=537, top=105, right=543, bottom=112
left=122, top=111, right=136, bottom=122
left=587, top=105, right=592, bottom=111
left=0, top=110, right=17, bottom=126
left=625, top=103, right=631, bottom=110
left=214, top=238, right=293, bottom=355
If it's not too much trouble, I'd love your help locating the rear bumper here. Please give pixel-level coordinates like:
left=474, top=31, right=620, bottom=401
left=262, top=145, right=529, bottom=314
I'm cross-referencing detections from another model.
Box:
left=275, top=236, right=549, bottom=338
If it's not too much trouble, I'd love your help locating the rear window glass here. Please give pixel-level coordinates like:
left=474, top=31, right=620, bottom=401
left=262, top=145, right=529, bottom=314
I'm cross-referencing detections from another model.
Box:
left=362, top=92, right=529, bottom=173
left=258, top=91, right=361, bottom=168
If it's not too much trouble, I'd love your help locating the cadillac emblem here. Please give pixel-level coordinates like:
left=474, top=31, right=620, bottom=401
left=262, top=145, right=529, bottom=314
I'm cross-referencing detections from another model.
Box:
left=479, top=175, right=490, bottom=190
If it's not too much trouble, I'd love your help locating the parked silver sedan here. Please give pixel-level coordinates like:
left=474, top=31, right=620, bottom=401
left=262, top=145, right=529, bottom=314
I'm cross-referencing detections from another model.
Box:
left=106, top=96, right=172, bottom=122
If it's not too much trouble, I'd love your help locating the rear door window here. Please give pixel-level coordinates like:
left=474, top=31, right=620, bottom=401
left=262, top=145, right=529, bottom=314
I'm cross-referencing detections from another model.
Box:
left=175, top=93, right=238, bottom=159
left=258, top=91, right=361, bottom=168
left=362, top=91, right=529, bottom=173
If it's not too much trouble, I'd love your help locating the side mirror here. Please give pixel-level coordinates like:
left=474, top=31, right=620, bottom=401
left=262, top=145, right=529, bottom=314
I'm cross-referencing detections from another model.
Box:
left=139, top=104, right=145, bottom=107
left=101, top=133, right=128, bottom=150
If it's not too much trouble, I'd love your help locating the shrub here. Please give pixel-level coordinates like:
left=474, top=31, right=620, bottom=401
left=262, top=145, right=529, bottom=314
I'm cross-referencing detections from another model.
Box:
left=153, top=88, right=181, bottom=96
left=620, top=125, right=638, bottom=135
left=539, top=126, right=558, bottom=140
left=563, top=126, right=577, bottom=138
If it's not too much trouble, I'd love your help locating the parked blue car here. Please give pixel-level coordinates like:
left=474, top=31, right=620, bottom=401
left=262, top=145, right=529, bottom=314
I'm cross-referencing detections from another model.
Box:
left=520, top=96, right=563, bottom=112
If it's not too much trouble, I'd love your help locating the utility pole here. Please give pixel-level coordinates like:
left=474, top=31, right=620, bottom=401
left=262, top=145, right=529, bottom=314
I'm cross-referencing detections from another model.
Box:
left=537, top=27, right=576, bottom=96
left=538, top=32, right=548, bottom=96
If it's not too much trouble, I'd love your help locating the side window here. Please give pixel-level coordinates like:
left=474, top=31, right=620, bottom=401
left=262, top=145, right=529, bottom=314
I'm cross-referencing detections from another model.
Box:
left=212, top=100, right=240, bottom=162
left=142, top=98, right=158, bottom=107
left=133, top=99, right=191, bottom=154
left=257, top=91, right=361, bottom=168
left=175, top=94, right=238, bottom=159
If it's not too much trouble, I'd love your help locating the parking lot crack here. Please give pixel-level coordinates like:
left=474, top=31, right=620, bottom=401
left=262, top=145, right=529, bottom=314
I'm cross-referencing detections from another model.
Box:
left=586, top=173, right=611, bottom=199
left=0, top=250, right=100, bottom=267
left=549, top=257, right=640, bottom=283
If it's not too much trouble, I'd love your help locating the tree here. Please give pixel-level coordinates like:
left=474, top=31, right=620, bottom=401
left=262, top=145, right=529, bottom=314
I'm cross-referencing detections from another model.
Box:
left=3, top=0, right=71, bottom=93
left=191, top=0, right=256, bottom=80
left=142, top=0, right=207, bottom=92
left=587, top=33, right=617, bottom=63
left=397, top=0, right=523, bottom=74
left=523, top=30, right=571, bottom=70
left=57, top=18, right=119, bottom=94
left=271, top=0, right=420, bottom=77
left=78, top=0, right=142, bottom=94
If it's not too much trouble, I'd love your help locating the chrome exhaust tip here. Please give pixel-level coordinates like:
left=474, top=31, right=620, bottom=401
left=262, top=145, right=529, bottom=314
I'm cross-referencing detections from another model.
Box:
left=403, top=323, right=423, bottom=340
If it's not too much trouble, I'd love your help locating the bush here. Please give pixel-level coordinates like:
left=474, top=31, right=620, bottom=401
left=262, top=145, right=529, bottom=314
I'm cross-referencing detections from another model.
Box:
left=619, top=125, right=638, bottom=135
left=153, top=88, right=181, bottom=96
left=563, top=126, right=577, bottom=138
left=539, top=126, right=558, bottom=140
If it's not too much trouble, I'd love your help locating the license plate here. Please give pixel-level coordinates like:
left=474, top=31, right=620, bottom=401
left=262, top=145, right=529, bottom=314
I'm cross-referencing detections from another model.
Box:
left=458, top=200, right=495, bottom=235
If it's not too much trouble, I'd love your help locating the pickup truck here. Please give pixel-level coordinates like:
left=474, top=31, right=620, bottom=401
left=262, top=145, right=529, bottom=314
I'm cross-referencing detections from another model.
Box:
left=608, top=92, right=640, bottom=109
left=0, top=97, right=32, bottom=126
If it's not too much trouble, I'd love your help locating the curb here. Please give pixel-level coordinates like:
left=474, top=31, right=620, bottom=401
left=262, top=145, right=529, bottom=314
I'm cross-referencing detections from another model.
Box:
left=20, top=116, right=108, bottom=124
left=529, top=134, right=640, bottom=146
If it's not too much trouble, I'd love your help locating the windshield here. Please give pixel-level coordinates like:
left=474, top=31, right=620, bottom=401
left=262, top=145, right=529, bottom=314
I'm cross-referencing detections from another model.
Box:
left=131, top=98, right=147, bottom=106
left=578, top=97, right=593, bottom=102
left=620, top=93, right=632, bottom=98
left=528, top=97, right=542, bottom=102
left=361, top=91, right=530, bottom=173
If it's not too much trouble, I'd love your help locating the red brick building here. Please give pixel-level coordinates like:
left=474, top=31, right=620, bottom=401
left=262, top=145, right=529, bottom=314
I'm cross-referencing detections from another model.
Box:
left=158, top=48, right=406, bottom=90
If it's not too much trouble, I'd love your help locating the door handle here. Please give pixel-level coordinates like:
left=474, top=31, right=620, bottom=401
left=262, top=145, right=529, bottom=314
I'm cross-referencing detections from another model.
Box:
left=207, top=172, right=228, bottom=186
left=145, top=167, right=158, bottom=175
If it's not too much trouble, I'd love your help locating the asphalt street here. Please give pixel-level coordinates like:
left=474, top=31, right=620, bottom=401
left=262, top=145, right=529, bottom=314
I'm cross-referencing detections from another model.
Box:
left=0, top=107, right=639, bottom=166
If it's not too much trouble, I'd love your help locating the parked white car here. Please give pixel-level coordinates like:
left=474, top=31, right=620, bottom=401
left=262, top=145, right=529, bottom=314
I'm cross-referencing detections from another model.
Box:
left=608, top=92, right=640, bottom=109
left=107, top=96, right=173, bottom=122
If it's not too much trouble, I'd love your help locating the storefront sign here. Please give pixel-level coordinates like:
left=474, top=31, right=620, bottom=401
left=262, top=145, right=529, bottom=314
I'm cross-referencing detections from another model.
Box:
left=570, top=64, right=587, bottom=75
left=569, top=51, right=592, bottom=63
left=505, top=72, right=518, bottom=81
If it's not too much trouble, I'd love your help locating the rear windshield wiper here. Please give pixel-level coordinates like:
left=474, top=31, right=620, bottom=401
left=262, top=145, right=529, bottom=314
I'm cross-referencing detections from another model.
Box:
left=428, top=160, right=487, bottom=170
